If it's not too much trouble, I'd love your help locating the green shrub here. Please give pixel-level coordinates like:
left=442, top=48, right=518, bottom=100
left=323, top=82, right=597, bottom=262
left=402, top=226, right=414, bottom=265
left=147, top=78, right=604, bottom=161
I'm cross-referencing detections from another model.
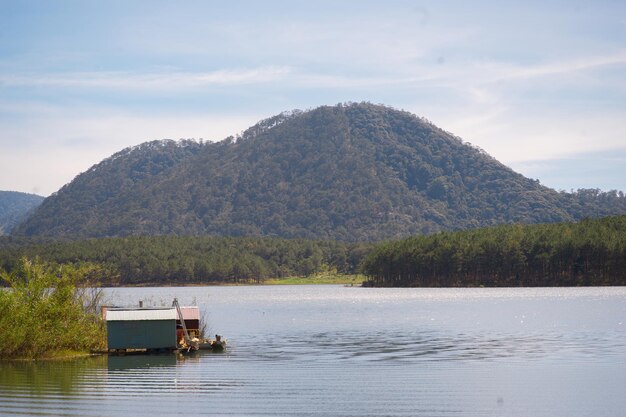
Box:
left=0, top=258, right=106, bottom=359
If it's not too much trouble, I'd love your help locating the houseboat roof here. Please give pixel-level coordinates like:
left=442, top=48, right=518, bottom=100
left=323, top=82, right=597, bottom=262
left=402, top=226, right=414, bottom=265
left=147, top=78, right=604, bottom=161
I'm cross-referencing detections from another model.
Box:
left=105, top=307, right=177, bottom=321
left=176, top=306, right=200, bottom=321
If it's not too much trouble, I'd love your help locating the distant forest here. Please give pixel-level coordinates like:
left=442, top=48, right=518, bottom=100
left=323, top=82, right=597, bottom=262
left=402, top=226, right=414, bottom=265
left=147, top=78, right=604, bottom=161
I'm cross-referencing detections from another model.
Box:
left=361, top=215, right=626, bottom=287
left=2, top=215, right=624, bottom=287
left=0, top=236, right=371, bottom=285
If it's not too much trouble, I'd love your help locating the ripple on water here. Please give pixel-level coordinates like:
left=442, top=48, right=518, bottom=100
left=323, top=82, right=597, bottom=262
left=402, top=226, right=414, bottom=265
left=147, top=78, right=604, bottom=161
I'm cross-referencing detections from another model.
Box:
left=232, top=328, right=626, bottom=365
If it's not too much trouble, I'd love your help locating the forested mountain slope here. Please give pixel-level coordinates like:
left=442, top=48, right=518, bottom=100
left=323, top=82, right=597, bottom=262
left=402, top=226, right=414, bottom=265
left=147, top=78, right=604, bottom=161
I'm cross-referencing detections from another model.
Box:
left=0, top=191, right=44, bottom=235
left=14, top=140, right=202, bottom=237
left=13, top=103, right=626, bottom=240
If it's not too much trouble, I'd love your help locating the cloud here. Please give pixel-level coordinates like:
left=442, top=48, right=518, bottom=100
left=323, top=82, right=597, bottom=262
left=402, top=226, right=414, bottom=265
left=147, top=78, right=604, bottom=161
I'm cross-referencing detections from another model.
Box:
left=0, top=66, right=292, bottom=90
left=510, top=149, right=626, bottom=192
left=408, top=49, right=626, bottom=169
left=428, top=103, right=626, bottom=162
left=0, top=109, right=264, bottom=195
left=482, top=51, right=626, bottom=82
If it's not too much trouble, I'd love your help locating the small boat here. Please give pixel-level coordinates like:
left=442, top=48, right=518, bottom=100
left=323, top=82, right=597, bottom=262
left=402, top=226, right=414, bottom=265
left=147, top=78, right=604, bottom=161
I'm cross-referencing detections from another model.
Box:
left=198, top=335, right=226, bottom=352
left=173, top=298, right=226, bottom=353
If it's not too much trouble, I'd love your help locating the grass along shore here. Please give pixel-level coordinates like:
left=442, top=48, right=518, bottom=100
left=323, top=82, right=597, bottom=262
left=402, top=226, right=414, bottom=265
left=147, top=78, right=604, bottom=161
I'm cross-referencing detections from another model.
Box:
left=263, top=273, right=365, bottom=285
left=113, top=273, right=366, bottom=287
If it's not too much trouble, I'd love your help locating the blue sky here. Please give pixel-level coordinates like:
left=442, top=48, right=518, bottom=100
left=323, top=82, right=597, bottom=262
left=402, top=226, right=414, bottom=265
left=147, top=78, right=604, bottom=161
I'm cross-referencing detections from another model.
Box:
left=1, top=0, right=625, bottom=196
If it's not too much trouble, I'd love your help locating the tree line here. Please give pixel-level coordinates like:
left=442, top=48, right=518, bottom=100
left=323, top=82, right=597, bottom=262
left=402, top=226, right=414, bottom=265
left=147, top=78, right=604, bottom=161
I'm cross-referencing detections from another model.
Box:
left=2, top=215, right=625, bottom=287
left=0, top=236, right=372, bottom=285
left=361, top=215, right=626, bottom=287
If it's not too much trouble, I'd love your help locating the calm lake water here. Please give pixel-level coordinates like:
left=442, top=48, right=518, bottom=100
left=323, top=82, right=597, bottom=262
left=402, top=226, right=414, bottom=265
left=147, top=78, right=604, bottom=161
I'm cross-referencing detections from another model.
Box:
left=1, top=285, right=625, bottom=417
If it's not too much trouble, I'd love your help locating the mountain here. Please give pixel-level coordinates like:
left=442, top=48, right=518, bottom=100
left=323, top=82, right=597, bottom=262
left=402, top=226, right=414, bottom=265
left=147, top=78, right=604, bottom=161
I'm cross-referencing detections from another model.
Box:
left=13, top=103, right=626, bottom=240
left=13, top=140, right=203, bottom=238
left=0, top=191, right=44, bottom=235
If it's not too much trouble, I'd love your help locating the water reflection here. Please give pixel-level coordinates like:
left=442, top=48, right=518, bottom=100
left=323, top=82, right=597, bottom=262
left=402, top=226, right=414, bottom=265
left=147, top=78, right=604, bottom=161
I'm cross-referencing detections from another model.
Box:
left=0, top=356, right=106, bottom=417
left=107, top=353, right=177, bottom=371
left=0, top=356, right=106, bottom=396
left=0, top=353, right=241, bottom=417
left=104, top=353, right=241, bottom=395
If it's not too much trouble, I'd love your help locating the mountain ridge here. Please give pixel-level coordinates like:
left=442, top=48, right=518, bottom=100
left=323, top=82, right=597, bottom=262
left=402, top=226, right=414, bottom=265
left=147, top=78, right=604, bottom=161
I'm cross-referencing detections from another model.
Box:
left=13, top=103, right=626, bottom=240
left=0, top=191, right=45, bottom=235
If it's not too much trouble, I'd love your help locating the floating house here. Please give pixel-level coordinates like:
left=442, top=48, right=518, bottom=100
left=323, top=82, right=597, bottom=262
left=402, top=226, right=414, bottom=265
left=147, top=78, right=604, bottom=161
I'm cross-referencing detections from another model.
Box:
left=105, top=307, right=177, bottom=351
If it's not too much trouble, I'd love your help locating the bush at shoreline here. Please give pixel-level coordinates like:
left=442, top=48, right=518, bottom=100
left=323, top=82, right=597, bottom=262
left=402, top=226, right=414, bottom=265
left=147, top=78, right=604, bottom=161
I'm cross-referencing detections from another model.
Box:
left=0, top=258, right=105, bottom=360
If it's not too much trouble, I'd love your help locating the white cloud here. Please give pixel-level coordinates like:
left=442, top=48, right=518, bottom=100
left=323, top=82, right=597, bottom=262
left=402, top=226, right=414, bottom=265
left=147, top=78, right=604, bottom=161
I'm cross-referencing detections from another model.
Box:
left=430, top=107, right=626, bottom=164
left=510, top=150, right=626, bottom=192
left=485, top=51, right=626, bottom=82
left=0, top=110, right=263, bottom=195
left=407, top=50, right=626, bottom=166
left=0, top=67, right=291, bottom=90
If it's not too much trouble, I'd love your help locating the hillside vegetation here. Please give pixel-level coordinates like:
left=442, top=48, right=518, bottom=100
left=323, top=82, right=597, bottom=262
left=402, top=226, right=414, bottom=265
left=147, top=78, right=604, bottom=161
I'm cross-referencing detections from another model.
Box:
left=361, top=215, right=626, bottom=287
left=0, top=191, right=44, bottom=235
left=13, top=103, right=626, bottom=240
left=0, top=236, right=371, bottom=285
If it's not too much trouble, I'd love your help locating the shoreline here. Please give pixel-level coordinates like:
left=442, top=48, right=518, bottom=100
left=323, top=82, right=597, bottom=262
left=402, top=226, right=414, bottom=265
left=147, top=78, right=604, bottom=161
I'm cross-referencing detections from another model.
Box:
left=98, top=274, right=366, bottom=287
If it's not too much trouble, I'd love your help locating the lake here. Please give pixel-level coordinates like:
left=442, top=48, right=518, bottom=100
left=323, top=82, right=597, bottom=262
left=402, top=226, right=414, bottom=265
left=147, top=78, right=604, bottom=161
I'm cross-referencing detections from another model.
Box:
left=1, top=285, right=625, bottom=417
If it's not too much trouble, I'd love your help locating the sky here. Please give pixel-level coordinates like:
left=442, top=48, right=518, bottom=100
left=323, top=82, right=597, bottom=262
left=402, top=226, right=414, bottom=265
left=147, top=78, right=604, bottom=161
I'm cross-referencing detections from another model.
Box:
left=1, top=0, right=625, bottom=196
